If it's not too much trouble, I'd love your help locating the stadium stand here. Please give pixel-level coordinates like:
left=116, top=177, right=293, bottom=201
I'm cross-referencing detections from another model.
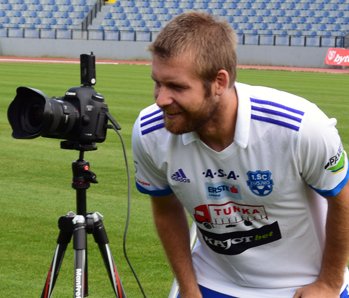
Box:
left=0, top=0, right=347, bottom=45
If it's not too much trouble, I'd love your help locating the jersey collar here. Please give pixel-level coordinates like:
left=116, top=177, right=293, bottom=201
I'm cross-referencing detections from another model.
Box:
left=182, top=82, right=251, bottom=149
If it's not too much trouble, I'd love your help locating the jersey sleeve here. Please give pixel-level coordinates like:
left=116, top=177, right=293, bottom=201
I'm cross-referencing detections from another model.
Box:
left=297, top=104, right=349, bottom=197
left=132, top=112, right=173, bottom=197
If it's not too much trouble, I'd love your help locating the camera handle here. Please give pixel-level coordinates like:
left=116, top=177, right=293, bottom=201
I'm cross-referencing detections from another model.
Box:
left=41, top=152, right=126, bottom=298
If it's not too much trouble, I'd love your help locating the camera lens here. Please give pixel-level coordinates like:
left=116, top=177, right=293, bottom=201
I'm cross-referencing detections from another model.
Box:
left=23, top=97, right=44, bottom=134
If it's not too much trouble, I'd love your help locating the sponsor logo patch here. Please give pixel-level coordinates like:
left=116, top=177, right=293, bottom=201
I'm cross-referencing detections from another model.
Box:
left=246, top=170, right=274, bottom=196
left=205, top=182, right=242, bottom=200
left=198, top=221, right=282, bottom=255
left=171, top=169, right=191, bottom=183
left=325, top=143, right=345, bottom=174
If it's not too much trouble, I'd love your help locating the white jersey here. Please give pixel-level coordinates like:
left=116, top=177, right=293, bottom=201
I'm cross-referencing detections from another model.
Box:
left=132, top=82, right=349, bottom=298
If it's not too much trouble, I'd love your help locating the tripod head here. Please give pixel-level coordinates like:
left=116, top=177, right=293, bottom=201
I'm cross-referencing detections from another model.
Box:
left=60, top=140, right=98, bottom=216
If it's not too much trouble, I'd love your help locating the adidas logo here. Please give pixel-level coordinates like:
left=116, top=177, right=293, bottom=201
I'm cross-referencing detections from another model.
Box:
left=171, top=169, right=191, bottom=183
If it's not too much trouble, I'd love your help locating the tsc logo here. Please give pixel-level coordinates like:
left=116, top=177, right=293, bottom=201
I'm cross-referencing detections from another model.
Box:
left=246, top=170, right=274, bottom=196
left=205, top=182, right=241, bottom=200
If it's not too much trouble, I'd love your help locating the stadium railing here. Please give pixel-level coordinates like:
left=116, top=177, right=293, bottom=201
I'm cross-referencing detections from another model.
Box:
left=0, top=26, right=344, bottom=47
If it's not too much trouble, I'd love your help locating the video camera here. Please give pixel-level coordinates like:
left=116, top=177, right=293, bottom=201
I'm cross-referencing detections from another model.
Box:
left=8, top=52, right=115, bottom=146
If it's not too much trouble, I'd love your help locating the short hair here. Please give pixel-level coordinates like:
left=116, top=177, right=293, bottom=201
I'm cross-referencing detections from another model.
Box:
left=148, top=11, right=238, bottom=90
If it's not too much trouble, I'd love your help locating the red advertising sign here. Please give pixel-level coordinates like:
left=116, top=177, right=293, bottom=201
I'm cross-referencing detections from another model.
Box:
left=325, top=48, right=349, bottom=66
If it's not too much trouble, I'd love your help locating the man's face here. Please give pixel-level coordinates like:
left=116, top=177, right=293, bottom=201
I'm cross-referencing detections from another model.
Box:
left=151, top=54, right=219, bottom=135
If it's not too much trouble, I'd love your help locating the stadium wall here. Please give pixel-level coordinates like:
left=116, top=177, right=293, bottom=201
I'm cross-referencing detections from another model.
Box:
left=0, top=37, right=330, bottom=67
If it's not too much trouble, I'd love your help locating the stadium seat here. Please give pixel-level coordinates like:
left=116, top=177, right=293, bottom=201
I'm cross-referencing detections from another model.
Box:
left=33, top=17, right=41, bottom=25
left=1, top=0, right=8, bottom=4
left=35, top=4, right=43, bottom=11
left=220, top=9, right=227, bottom=16
left=138, top=19, right=145, bottom=27
left=131, top=7, right=138, bottom=14
left=260, top=22, right=268, bottom=30
left=134, top=13, right=142, bottom=20
left=284, top=16, right=292, bottom=23
left=227, top=15, right=234, bottom=23
left=255, top=16, right=263, bottom=23
left=165, top=14, right=172, bottom=21
left=49, top=18, right=56, bottom=25
left=78, top=0, right=86, bottom=6
left=13, top=10, right=21, bottom=17
left=104, top=12, right=112, bottom=19
left=63, top=0, right=70, bottom=5
left=258, top=2, right=266, bottom=10
left=318, top=24, right=326, bottom=31
left=154, top=20, right=161, bottom=28
left=107, top=19, right=115, bottom=26
left=5, top=4, right=12, bottom=10
left=65, top=18, right=72, bottom=25
left=287, top=2, right=295, bottom=10
left=278, top=10, right=286, bottom=17
left=122, top=19, right=130, bottom=27
left=45, top=11, right=53, bottom=18
left=263, top=10, right=271, bottom=17
left=2, top=16, right=9, bottom=23
left=18, top=16, right=25, bottom=24
left=66, top=5, right=74, bottom=12
left=0, top=10, right=5, bottom=16
left=269, top=16, right=278, bottom=23
left=316, top=3, right=324, bottom=10
left=20, top=4, right=27, bottom=11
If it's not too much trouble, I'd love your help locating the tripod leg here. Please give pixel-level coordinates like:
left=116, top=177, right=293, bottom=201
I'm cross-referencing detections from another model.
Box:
left=73, top=215, right=87, bottom=298
left=89, top=212, right=127, bottom=298
left=41, top=212, right=75, bottom=298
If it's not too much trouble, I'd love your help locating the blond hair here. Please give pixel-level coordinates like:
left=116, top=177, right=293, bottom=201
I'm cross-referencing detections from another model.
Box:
left=148, top=11, right=238, bottom=93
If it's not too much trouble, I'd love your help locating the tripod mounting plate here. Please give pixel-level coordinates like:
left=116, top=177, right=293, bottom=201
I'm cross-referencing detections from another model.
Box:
left=61, top=141, right=98, bottom=151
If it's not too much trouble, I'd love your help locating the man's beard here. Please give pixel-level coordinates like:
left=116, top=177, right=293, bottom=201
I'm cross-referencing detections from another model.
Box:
left=163, top=94, right=219, bottom=135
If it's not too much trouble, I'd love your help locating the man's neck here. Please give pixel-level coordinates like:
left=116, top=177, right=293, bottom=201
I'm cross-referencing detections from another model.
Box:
left=198, top=88, right=238, bottom=152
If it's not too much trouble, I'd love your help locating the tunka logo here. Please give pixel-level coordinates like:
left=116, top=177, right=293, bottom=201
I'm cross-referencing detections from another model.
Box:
left=171, top=169, right=190, bottom=183
left=198, top=221, right=281, bottom=255
left=205, top=182, right=241, bottom=200
left=75, top=269, right=82, bottom=298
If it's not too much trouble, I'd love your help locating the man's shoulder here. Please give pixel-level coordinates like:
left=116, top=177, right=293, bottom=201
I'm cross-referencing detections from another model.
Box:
left=135, top=103, right=167, bottom=137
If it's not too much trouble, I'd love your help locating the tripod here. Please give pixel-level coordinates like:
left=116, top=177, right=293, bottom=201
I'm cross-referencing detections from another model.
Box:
left=41, top=141, right=126, bottom=298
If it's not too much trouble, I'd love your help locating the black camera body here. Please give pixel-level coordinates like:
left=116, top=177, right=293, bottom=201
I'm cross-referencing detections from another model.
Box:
left=8, top=53, right=110, bottom=144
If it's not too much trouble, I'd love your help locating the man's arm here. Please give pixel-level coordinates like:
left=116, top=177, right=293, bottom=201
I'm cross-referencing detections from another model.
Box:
left=293, top=182, right=349, bottom=298
left=150, top=193, right=202, bottom=298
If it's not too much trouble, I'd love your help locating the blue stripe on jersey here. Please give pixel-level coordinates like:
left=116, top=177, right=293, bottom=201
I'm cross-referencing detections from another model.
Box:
left=250, top=98, right=305, bottom=131
left=136, top=182, right=173, bottom=197
left=141, top=123, right=165, bottom=135
left=140, top=109, right=165, bottom=135
left=309, top=162, right=349, bottom=197
left=250, top=98, right=305, bottom=116
left=251, top=115, right=301, bottom=131
left=251, top=106, right=303, bottom=123
left=141, top=108, right=162, bottom=120
left=140, top=115, right=164, bottom=127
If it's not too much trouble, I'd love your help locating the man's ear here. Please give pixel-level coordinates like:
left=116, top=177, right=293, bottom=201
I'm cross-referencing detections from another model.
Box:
left=214, top=69, right=230, bottom=96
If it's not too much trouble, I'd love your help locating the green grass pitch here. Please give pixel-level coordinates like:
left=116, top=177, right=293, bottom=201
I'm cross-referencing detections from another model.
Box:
left=0, top=61, right=348, bottom=297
